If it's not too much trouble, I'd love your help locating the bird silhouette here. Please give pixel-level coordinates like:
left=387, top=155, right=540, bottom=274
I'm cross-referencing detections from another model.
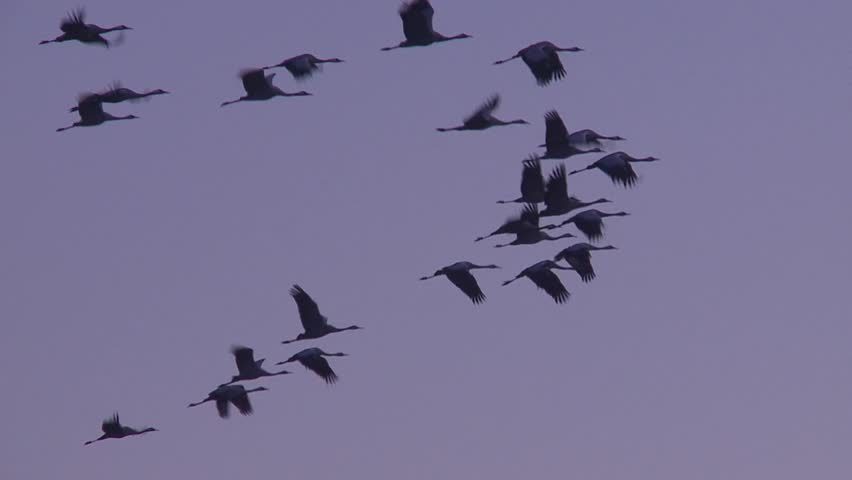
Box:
left=557, top=209, right=629, bottom=242
left=39, top=8, right=131, bottom=48
left=57, top=94, right=138, bottom=132
left=475, top=203, right=556, bottom=243
left=540, top=164, right=612, bottom=218
left=281, top=285, right=362, bottom=344
left=567, top=129, right=625, bottom=148
left=263, top=54, right=344, bottom=80
left=493, top=42, right=582, bottom=86
left=221, top=69, right=311, bottom=107
left=569, top=152, right=660, bottom=187
left=220, top=345, right=290, bottom=386
left=84, top=413, right=157, bottom=445
left=437, top=94, right=528, bottom=132
left=188, top=385, right=269, bottom=419
left=419, top=261, right=499, bottom=304
left=497, top=155, right=546, bottom=204
left=553, top=243, right=617, bottom=282
left=538, top=111, right=603, bottom=159
left=502, top=260, right=574, bottom=304
left=70, top=82, right=168, bottom=112
left=276, top=347, right=347, bottom=384
left=381, top=0, right=471, bottom=51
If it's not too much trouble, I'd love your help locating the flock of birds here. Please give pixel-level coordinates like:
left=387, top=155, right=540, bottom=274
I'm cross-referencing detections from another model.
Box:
left=42, top=1, right=659, bottom=446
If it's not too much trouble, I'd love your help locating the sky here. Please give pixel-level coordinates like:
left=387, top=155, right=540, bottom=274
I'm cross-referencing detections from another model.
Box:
left=2, top=0, right=852, bottom=478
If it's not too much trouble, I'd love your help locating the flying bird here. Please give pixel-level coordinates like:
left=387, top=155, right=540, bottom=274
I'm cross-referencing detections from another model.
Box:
left=282, top=285, right=362, bottom=344
left=475, top=203, right=556, bottom=243
left=419, top=261, right=500, bottom=304
left=57, top=94, right=138, bottom=132
left=84, top=413, right=157, bottom=445
left=493, top=227, right=575, bottom=248
left=493, top=42, right=582, bottom=86
left=220, top=345, right=290, bottom=386
left=557, top=209, right=629, bottom=242
left=538, top=111, right=603, bottom=159
left=188, top=385, right=268, bottom=419
left=221, top=68, right=311, bottom=107
left=39, top=8, right=131, bottom=47
left=70, top=82, right=168, bottom=112
left=497, top=155, right=546, bottom=204
left=276, top=347, right=347, bottom=384
left=569, top=152, right=660, bottom=187
left=502, top=260, right=574, bottom=304
left=381, top=0, right=471, bottom=51
left=553, top=243, right=617, bottom=282
left=436, top=94, right=528, bottom=132
left=263, top=54, right=344, bottom=80
left=541, top=164, right=612, bottom=218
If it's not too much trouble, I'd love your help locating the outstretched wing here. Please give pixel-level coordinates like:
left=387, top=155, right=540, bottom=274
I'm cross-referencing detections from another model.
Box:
left=101, top=413, right=122, bottom=435
left=543, top=48, right=567, bottom=85
left=574, top=214, right=604, bottom=241
left=544, top=111, right=569, bottom=148
left=76, top=93, right=104, bottom=119
left=445, top=270, right=486, bottom=304
left=518, top=203, right=540, bottom=227
left=239, top=68, right=268, bottom=94
left=563, top=255, right=595, bottom=282
left=230, top=345, right=257, bottom=375
left=230, top=393, right=254, bottom=415
left=290, top=285, right=327, bottom=333
left=606, top=162, right=638, bottom=187
left=530, top=270, right=570, bottom=303
left=544, top=164, right=568, bottom=208
left=464, top=94, right=500, bottom=125
left=400, top=0, right=435, bottom=42
left=520, top=156, right=544, bottom=201
left=300, top=355, right=339, bottom=384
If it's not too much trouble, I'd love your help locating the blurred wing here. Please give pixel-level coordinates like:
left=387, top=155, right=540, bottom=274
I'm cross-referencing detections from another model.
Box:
left=530, top=270, right=570, bottom=303
left=290, top=285, right=327, bottom=332
left=565, top=255, right=595, bottom=282
left=518, top=203, right=540, bottom=227
left=446, top=270, right=486, bottom=304
left=608, top=162, right=639, bottom=187
left=520, top=157, right=544, bottom=200
left=464, top=94, right=500, bottom=124
left=230, top=345, right=256, bottom=375
left=61, top=8, right=86, bottom=33
left=215, top=399, right=230, bottom=418
left=240, top=68, right=267, bottom=94
left=575, top=217, right=603, bottom=241
left=231, top=393, right=254, bottom=415
left=544, top=164, right=568, bottom=207
left=544, top=111, right=569, bottom=147
left=101, top=413, right=122, bottom=435
left=400, top=0, right=434, bottom=42
left=301, top=356, right=338, bottom=384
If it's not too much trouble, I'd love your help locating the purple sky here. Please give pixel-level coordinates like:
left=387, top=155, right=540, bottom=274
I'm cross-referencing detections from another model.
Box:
left=2, top=1, right=852, bottom=478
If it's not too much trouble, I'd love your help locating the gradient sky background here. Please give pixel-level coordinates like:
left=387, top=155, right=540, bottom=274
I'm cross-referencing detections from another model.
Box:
left=2, top=1, right=852, bottom=478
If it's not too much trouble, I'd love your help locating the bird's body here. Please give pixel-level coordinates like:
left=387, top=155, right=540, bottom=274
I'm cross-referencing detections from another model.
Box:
left=57, top=94, right=138, bottom=132
left=419, top=261, right=499, bottom=304
left=39, top=9, right=131, bottom=47
left=84, top=413, right=157, bottom=445
left=276, top=347, right=347, bottom=384
left=502, top=260, right=574, bottom=304
left=497, top=156, right=545, bottom=204
left=553, top=243, right=617, bottom=282
left=437, top=94, right=527, bottom=132
left=221, top=69, right=311, bottom=107
left=282, top=285, right=362, bottom=344
left=221, top=345, right=290, bottom=386
left=557, top=209, right=629, bottom=242
left=188, top=384, right=268, bottom=418
left=494, top=42, right=582, bottom=86
left=475, top=203, right=556, bottom=242
left=69, top=84, right=168, bottom=112
left=540, top=164, right=612, bottom=218
left=263, top=54, right=344, bottom=79
left=382, top=0, right=471, bottom=51
left=569, top=151, right=660, bottom=187
left=539, top=111, right=603, bottom=159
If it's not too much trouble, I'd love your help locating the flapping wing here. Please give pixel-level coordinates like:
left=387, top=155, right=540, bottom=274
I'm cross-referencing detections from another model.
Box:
left=239, top=68, right=268, bottom=94
left=564, top=255, right=595, bottom=282
left=446, top=270, right=486, bottom=304
left=518, top=203, right=540, bottom=227
left=230, top=393, right=254, bottom=415
left=215, top=399, right=230, bottom=418
left=544, top=111, right=569, bottom=148
left=230, top=345, right=256, bottom=375
left=574, top=215, right=604, bottom=241
left=101, top=413, right=122, bottom=435
left=76, top=93, right=104, bottom=119
left=300, top=356, right=338, bottom=384
left=520, top=156, right=544, bottom=201
left=61, top=8, right=86, bottom=33
left=400, top=0, right=435, bottom=42
left=607, top=162, right=638, bottom=187
left=290, top=285, right=327, bottom=333
left=464, top=94, right=500, bottom=124
left=544, top=164, right=568, bottom=208
left=530, top=270, right=570, bottom=303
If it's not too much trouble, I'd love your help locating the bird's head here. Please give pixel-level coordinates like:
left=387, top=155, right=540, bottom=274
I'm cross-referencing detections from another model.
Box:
left=143, top=427, right=158, bottom=433
left=151, top=89, right=169, bottom=95
left=126, top=114, right=140, bottom=119
left=293, top=91, right=312, bottom=96
left=456, top=33, right=472, bottom=40
left=115, top=25, right=132, bottom=31
left=327, top=58, right=344, bottom=63
left=560, top=46, right=583, bottom=52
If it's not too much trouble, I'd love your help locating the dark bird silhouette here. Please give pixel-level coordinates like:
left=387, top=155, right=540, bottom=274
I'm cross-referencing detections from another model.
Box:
left=39, top=9, right=131, bottom=47
left=263, top=54, right=344, bottom=80
left=84, top=413, right=157, bottom=445
left=188, top=385, right=268, bottom=419
left=70, top=83, right=168, bottom=112
left=502, top=260, right=574, bottom=304
left=276, top=347, right=347, bottom=384
left=282, top=285, right=362, bottom=344
left=494, top=227, right=575, bottom=248
left=567, top=129, right=625, bottom=148
left=381, top=0, right=471, bottom=51
left=221, top=69, right=311, bottom=107
left=554, top=243, right=617, bottom=282
left=419, top=261, right=499, bottom=304
left=474, top=203, right=556, bottom=243
left=220, top=345, right=290, bottom=386
left=497, top=155, right=545, bottom=204
left=538, top=111, right=603, bottom=159
left=57, top=94, right=138, bottom=132
left=436, top=94, right=527, bottom=132
left=493, top=42, right=582, bottom=86
left=557, top=209, right=629, bottom=242
left=541, top=164, right=612, bottom=218
left=569, top=152, right=660, bottom=187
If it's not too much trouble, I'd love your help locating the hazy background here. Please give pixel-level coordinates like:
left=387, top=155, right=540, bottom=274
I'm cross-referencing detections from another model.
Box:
left=2, top=1, right=852, bottom=478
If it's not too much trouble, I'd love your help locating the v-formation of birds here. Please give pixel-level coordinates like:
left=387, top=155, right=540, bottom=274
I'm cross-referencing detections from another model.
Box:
left=45, top=1, right=659, bottom=444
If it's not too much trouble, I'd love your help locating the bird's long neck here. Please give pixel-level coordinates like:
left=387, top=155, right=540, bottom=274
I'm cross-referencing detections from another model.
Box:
left=494, top=53, right=520, bottom=64
left=568, top=165, right=595, bottom=176
left=545, top=232, right=574, bottom=240
left=339, top=325, right=359, bottom=332
left=507, top=119, right=527, bottom=125
left=221, top=97, right=246, bottom=107
left=246, top=387, right=267, bottom=394
left=496, top=197, right=523, bottom=204
left=470, top=264, right=498, bottom=270
left=581, top=198, right=609, bottom=208
left=602, top=211, right=629, bottom=217
left=188, top=398, right=211, bottom=408
left=632, top=156, right=658, bottom=162
left=101, top=25, right=125, bottom=33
